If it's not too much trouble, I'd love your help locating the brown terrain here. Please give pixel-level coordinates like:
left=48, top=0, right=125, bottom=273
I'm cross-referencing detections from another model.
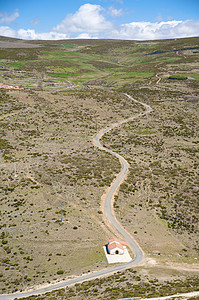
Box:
left=0, top=36, right=198, bottom=299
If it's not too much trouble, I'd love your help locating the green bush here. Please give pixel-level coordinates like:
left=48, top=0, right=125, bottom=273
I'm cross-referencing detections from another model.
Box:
left=57, top=270, right=64, bottom=275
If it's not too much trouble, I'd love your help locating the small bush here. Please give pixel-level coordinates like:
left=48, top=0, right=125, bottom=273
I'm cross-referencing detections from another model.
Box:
left=57, top=270, right=64, bottom=275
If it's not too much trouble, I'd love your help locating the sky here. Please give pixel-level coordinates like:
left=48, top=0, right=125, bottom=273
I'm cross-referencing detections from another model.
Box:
left=0, top=0, right=199, bottom=40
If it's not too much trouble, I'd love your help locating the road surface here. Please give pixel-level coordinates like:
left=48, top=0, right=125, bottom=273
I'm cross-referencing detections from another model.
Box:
left=93, top=93, right=152, bottom=262
left=0, top=94, right=151, bottom=299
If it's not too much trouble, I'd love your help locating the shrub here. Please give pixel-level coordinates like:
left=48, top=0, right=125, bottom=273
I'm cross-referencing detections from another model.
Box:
left=57, top=270, right=64, bottom=275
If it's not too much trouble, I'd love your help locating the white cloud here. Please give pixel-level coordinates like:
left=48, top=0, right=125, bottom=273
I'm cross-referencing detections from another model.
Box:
left=109, top=7, right=123, bottom=17
left=17, top=29, right=69, bottom=40
left=0, top=11, right=19, bottom=25
left=0, top=26, right=69, bottom=40
left=75, top=33, right=98, bottom=39
left=53, top=3, right=112, bottom=34
left=0, top=26, right=16, bottom=37
left=109, top=20, right=199, bottom=40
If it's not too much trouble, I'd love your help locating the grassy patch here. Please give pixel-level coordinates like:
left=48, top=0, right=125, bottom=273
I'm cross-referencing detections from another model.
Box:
left=186, top=73, right=199, bottom=80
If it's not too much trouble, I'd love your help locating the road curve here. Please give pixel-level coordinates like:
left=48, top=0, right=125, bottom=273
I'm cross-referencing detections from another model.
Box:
left=93, top=93, right=151, bottom=263
left=0, top=93, right=152, bottom=300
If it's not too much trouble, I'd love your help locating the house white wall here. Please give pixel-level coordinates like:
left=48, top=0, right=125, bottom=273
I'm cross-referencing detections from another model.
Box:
left=109, top=246, right=124, bottom=255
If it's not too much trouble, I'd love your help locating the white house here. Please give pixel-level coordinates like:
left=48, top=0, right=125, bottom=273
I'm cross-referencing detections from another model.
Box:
left=107, top=239, right=126, bottom=255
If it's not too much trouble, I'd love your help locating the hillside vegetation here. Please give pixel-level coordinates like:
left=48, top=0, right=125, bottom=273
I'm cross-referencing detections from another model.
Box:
left=0, top=36, right=198, bottom=298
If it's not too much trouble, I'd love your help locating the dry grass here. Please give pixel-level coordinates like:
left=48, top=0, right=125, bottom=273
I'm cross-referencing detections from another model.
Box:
left=0, top=36, right=198, bottom=295
left=0, top=88, right=143, bottom=293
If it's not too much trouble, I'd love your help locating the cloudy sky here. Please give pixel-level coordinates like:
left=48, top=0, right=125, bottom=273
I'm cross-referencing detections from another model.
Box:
left=1, top=0, right=199, bottom=40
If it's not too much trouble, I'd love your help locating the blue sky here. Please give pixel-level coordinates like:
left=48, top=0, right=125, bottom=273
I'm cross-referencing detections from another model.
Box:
left=0, top=0, right=199, bottom=40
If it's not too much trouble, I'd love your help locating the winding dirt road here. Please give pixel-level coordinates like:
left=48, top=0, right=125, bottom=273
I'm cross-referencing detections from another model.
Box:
left=93, top=93, right=152, bottom=261
left=0, top=94, right=152, bottom=299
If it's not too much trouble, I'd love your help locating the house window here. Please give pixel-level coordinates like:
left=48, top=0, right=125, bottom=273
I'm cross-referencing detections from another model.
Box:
left=115, top=250, right=119, bottom=254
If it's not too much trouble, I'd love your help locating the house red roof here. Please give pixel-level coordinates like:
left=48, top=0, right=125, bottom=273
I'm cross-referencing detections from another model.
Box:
left=108, top=239, right=127, bottom=246
left=108, top=242, right=124, bottom=251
